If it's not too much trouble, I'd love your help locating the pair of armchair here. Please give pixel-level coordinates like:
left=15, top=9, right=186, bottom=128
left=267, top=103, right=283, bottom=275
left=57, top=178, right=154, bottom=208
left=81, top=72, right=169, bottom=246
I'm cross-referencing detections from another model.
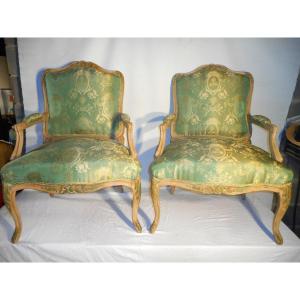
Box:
left=1, top=62, right=293, bottom=245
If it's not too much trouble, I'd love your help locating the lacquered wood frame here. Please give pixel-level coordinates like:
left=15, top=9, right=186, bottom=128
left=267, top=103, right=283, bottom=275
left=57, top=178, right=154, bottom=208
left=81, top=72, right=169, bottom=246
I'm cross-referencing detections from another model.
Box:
left=5, top=61, right=141, bottom=243
left=150, top=65, right=292, bottom=245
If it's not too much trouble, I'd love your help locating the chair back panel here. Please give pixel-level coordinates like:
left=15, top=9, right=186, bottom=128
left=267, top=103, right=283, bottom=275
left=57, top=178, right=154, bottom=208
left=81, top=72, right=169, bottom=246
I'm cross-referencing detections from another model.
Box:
left=172, top=65, right=253, bottom=139
left=43, top=61, right=124, bottom=139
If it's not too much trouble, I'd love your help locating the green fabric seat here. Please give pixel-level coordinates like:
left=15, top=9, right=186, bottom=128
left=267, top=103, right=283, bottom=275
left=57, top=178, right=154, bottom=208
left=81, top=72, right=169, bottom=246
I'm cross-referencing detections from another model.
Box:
left=1, top=138, right=141, bottom=185
left=151, top=137, right=293, bottom=185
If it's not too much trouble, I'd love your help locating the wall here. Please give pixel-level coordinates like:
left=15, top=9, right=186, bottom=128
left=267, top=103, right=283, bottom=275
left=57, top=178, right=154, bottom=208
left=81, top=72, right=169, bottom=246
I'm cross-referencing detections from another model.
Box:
left=18, top=38, right=300, bottom=190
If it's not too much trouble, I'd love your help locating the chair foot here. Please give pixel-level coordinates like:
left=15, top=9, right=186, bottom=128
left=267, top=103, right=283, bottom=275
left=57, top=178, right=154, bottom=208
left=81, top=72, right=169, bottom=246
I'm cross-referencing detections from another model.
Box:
left=3, top=185, right=22, bottom=243
left=49, top=193, right=55, bottom=197
left=150, top=222, right=159, bottom=234
left=150, top=179, right=160, bottom=233
left=133, top=220, right=142, bottom=233
left=272, top=185, right=291, bottom=245
left=132, top=178, right=142, bottom=233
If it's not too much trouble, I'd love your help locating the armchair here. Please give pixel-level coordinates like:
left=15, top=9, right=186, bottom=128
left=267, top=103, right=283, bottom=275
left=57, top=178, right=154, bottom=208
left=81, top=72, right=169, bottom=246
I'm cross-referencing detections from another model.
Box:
left=1, top=61, right=141, bottom=243
left=150, top=64, right=293, bottom=244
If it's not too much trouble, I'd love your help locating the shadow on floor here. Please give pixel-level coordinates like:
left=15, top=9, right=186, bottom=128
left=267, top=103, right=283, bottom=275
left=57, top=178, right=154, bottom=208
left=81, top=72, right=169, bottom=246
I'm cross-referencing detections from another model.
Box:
left=101, top=190, right=152, bottom=230
left=239, top=195, right=275, bottom=242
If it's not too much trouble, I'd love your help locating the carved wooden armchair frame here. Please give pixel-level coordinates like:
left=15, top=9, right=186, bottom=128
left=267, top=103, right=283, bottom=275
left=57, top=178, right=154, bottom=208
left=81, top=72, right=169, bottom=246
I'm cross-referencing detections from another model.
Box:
left=150, top=65, right=292, bottom=245
left=3, top=61, right=141, bottom=243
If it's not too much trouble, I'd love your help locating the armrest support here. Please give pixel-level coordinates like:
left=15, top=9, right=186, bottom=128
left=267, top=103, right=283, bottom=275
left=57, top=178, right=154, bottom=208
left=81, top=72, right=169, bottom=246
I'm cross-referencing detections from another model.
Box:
left=251, top=114, right=283, bottom=163
left=155, top=113, right=176, bottom=158
left=119, top=113, right=138, bottom=159
left=11, top=112, right=47, bottom=160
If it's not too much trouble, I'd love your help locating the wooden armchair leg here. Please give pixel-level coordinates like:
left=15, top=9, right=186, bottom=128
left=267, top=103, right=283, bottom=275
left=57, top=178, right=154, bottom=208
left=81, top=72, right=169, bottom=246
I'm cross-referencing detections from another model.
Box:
left=132, top=178, right=142, bottom=233
left=150, top=179, right=160, bottom=233
left=113, top=186, right=124, bottom=193
left=4, top=185, right=22, bottom=243
left=169, top=186, right=176, bottom=195
left=272, top=185, right=291, bottom=245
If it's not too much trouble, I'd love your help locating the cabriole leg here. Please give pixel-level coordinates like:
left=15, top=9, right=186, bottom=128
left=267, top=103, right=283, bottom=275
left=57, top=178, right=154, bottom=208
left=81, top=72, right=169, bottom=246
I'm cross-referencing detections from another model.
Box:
left=150, top=178, right=160, bottom=233
left=132, top=178, right=142, bottom=233
left=272, top=185, right=291, bottom=245
left=3, top=184, right=22, bottom=243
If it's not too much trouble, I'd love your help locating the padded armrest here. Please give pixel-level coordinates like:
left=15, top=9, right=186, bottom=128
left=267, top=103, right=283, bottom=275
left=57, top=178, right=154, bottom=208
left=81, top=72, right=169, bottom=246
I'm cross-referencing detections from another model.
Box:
left=14, top=112, right=47, bottom=130
left=251, top=115, right=272, bottom=129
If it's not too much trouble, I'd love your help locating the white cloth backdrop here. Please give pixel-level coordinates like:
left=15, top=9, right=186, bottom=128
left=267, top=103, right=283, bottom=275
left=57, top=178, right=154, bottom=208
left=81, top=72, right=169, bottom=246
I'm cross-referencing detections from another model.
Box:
left=1, top=190, right=300, bottom=262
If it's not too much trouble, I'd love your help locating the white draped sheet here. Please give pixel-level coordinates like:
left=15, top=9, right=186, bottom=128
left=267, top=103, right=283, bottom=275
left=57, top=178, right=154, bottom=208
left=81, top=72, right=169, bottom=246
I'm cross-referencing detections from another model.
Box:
left=0, top=189, right=299, bottom=262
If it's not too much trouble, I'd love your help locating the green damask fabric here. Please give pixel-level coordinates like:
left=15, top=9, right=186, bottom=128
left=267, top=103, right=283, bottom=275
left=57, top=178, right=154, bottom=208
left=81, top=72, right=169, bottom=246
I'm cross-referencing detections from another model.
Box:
left=44, top=66, right=122, bottom=137
left=174, top=65, right=251, bottom=138
left=1, top=138, right=140, bottom=185
left=150, top=138, right=293, bottom=185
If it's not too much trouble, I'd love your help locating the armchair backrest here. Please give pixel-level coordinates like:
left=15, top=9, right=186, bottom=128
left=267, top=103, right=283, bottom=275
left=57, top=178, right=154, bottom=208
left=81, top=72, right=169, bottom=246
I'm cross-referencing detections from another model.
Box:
left=42, top=61, right=124, bottom=141
left=171, top=64, right=253, bottom=140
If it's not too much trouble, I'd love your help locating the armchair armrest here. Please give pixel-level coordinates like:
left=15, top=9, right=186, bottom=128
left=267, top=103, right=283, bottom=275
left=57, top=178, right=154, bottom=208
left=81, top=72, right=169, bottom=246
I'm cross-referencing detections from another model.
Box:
left=155, top=113, right=176, bottom=158
left=250, top=114, right=283, bottom=163
left=119, top=113, right=138, bottom=159
left=11, top=112, right=47, bottom=160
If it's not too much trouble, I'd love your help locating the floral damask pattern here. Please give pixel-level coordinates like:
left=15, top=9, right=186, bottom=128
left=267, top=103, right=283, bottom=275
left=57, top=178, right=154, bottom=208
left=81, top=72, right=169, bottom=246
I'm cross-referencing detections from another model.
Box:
left=174, top=65, right=251, bottom=138
left=45, top=66, right=122, bottom=137
left=150, top=137, right=293, bottom=185
left=1, top=138, right=141, bottom=185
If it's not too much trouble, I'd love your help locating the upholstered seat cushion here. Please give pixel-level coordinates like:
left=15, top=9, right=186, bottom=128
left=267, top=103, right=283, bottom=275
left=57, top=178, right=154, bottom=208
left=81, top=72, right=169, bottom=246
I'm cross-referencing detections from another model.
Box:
left=150, top=138, right=293, bottom=185
left=1, top=138, right=140, bottom=185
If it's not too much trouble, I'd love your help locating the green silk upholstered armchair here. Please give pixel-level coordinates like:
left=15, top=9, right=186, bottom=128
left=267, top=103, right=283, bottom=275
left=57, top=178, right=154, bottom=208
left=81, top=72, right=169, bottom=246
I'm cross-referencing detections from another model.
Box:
left=1, top=61, right=141, bottom=243
left=150, top=64, right=293, bottom=244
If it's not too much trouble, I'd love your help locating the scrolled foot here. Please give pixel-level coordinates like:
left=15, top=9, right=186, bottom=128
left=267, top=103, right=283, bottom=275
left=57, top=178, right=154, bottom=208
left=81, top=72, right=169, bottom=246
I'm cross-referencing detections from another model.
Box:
left=11, top=229, right=21, bottom=244
left=133, top=220, right=142, bottom=233
left=274, top=232, right=283, bottom=245
left=150, top=221, right=158, bottom=234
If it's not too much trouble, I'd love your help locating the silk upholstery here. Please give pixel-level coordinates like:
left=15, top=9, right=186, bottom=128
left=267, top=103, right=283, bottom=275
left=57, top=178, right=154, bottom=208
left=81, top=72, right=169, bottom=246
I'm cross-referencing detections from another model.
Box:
left=1, top=138, right=140, bottom=185
left=150, top=137, right=292, bottom=185
left=44, top=64, right=122, bottom=137
left=151, top=64, right=293, bottom=187
left=174, top=65, right=251, bottom=138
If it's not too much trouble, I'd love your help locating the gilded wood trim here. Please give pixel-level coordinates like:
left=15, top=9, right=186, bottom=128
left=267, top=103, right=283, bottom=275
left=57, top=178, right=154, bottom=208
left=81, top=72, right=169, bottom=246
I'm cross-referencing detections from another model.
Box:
left=42, top=61, right=125, bottom=142
left=170, top=64, right=254, bottom=141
